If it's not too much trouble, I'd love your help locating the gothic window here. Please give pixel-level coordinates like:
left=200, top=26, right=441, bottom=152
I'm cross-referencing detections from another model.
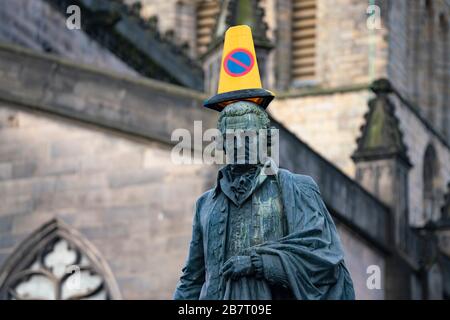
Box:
left=196, top=0, right=221, bottom=56
left=423, top=144, right=442, bottom=222
left=0, top=219, right=121, bottom=300
left=291, top=0, right=317, bottom=86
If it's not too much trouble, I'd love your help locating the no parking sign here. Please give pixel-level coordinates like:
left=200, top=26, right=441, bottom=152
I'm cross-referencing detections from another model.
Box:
left=217, top=25, right=263, bottom=94
left=223, top=48, right=255, bottom=77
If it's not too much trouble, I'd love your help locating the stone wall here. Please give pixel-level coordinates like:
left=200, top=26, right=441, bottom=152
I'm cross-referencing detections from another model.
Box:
left=0, top=103, right=215, bottom=299
left=270, top=0, right=388, bottom=90
left=129, top=0, right=198, bottom=58
left=386, top=0, right=412, bottom=100
left=315, top=0, right=388, bottom=87
left=336, top=222, right=385, bottom=300
left=0, top=0, right=135, bottom=76
left=270, top=85, right=450, bottom=229
left=132, top=0, right=183, bottom=35
left=0, top=42, right=218, bottom=298
left=391, top=94, right=450, bottom=227
left=269, top=88, right=371, bottom=177
left=387, top=0, right=450, bottom=142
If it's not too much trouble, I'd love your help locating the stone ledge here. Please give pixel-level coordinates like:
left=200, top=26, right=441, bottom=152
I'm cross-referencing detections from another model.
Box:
left=276, top=83, right=371, bottom=99
left=0, top=43, right=207, bottom=102
left=0, top=42, right=215, bottom=147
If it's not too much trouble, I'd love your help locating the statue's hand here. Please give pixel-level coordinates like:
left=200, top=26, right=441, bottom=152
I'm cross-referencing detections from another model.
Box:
left=220, top=256, right=254, bottom=280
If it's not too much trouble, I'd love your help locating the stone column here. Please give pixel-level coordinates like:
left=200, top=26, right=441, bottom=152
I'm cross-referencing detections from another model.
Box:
left=273, top=0, right=292, bottom=91
left=352, top=79, right=413, bottom=299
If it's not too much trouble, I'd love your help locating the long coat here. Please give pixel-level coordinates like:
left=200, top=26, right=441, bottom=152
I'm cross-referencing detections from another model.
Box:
left=173, top=168, right=355, bottom=300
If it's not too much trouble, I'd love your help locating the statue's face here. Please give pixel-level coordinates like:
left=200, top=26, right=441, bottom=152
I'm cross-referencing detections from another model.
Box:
left=222, top=112, right=261, bottom=132
left=220, top=102, right=267, bottom=165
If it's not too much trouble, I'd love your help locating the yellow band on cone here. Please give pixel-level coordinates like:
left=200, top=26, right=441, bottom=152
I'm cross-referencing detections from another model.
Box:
left=218, top=25, right=262, bottom=94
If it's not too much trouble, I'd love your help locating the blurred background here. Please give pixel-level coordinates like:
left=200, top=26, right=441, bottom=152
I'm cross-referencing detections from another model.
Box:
left=0, top=0, right=449, bottom=299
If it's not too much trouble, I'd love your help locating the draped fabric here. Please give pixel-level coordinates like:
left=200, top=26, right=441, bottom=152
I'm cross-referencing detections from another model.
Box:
left=221, top=169, right=355, bottom=300
left=223, top=277, right=272, bottom=300
left=173, top=168, right=355, bottom=300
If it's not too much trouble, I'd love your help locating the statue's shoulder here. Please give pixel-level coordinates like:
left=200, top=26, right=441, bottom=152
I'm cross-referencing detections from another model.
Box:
left=195, top=188, right=215, bottom=210
left=278, top=169, right=320, bottom=194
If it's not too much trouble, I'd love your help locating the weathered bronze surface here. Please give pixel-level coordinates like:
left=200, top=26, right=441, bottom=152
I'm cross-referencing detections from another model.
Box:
left=174, top=101, right=355, bottom=300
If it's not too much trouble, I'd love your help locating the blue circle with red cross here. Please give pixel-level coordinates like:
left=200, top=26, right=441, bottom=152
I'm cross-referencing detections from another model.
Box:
left=223, top=48, right=255, bottom=77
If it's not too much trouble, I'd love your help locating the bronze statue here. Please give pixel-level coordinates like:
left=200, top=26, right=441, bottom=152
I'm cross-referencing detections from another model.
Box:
left=174, top=25, right=354, bottom=300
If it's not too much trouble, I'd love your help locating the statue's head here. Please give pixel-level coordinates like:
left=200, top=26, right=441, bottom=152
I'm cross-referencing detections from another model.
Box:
left=217, top=101, right=272, bottom=165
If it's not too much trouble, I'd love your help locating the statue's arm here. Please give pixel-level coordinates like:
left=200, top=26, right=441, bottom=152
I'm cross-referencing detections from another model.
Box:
left=248, top=174, right=324, bottom=289
left=173, top=200, right=205, bottom=300
left=251, top=252, right=289, bottom=288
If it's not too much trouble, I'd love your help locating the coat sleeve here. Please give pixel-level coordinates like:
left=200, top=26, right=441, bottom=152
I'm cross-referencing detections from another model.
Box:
left=252, top=174, right=355, bottom=300
left=173, top=197, right=206, bottom=300
left=260, top=253, right=290, bottom=288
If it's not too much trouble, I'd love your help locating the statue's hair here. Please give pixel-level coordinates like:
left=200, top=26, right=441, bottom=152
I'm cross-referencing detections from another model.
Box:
left=217, top=101, right=270, bottom=133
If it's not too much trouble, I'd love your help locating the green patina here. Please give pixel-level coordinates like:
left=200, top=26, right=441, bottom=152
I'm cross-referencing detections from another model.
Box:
left=365, top=101, right=386, bottom=149
left=353, top=79, right=410, bottom=164
left=175, top=101, right=355, bottom=300
left=236, top=0, right=254, bottom=26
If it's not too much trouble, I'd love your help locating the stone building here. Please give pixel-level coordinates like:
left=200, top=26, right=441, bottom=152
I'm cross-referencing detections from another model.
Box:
left=0, top=0, right=449, bottom=299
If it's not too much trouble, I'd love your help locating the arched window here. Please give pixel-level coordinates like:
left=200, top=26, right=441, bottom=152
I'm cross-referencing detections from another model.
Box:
left=0, top=219, right=121, bottom=300
left=291, top=0, right=317, bottom=86
left=423, top=144, right=442, bottom=222
left=196, top=0, right=221, bottom=56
